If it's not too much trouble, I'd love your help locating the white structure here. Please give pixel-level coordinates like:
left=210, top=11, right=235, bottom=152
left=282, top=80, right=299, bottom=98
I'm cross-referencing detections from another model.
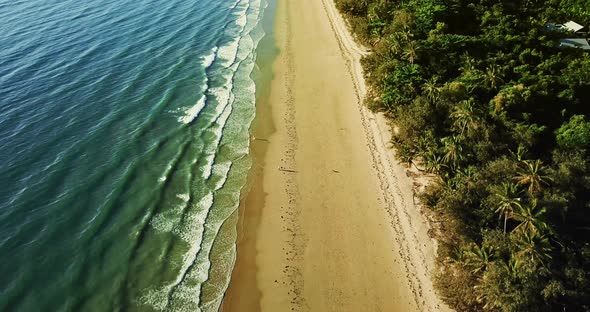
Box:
left=559, top=38, right=590, bottom=50
left=563, top=21, right=584, bottom=33
left=546, top=21, right=585, bottom=33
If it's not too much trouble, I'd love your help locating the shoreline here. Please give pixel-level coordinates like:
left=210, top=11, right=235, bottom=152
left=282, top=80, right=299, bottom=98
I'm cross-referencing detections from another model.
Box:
left=222, top=0, right=451, bottom=310
left=219, top=0, right=279, bottom=309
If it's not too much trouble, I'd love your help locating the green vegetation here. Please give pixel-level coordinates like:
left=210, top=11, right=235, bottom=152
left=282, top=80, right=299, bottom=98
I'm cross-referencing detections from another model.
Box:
left=334, top=0, right=590, bottom=310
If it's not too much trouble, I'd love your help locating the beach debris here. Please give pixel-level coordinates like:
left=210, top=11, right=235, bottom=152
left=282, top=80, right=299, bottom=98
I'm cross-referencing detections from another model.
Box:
left=279, top=166, right=297, bottom=173
left=252, top=135, right=269, bottom=142
left=332, top=169, right=340, bottom=173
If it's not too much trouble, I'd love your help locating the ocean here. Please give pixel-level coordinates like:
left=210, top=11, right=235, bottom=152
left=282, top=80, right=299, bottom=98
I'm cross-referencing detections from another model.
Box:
left=0, top=0, right=268, bottom=310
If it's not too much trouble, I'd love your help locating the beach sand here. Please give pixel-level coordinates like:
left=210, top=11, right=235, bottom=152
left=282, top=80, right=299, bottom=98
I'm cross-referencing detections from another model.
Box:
left=221, top=0, right=451, bottom=311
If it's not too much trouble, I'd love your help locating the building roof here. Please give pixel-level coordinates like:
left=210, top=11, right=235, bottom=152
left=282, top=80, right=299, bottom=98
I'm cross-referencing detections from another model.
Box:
left=563, top=21, right=584, bottom=32
left=559, top=38, right=590, bottom=50
left=546, top=21, right=584, bottom=33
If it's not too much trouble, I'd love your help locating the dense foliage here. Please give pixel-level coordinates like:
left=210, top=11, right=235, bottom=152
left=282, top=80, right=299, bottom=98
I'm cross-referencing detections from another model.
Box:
left=334, top=0, right=590, bottom=310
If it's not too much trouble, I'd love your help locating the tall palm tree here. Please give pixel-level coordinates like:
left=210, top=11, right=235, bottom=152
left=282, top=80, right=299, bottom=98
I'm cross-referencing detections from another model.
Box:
left=450, top=98, right=481, bottom=136
left=493, top=182, right=522, bottom=233
left=397, top=29, right=413, bottom=42
left=422, top=76, right=440, bottom=103
left=451, top=245, right=466, bottom=264
left=514, top=159, right=551, bottom=195
left=459, top=53, right=476, bottom=73
left=423, top=148, right=444, bottom=174
left=475, top=258, right=521, bottom=311
left=417, top=132, right=436, bottom=154
left=457, top=166, right=477, bottom=188
left=465, top=244, right=495, bottom=274
left=512, top=200, right=548, bottom=235
left=485, top=64, right=504, bottom=90
left=514, top=231, right=553, bottom=267
left=503, top=257, right=521, bottom=277
left=403, top=40, right=418, bottom=64
left=441, top=136, right=463, bottom=168
left=386, top=34, right=403, bottom=56
left=509, top=145, right=527, bottom=162
left=393, top=9, right=413, bottom=31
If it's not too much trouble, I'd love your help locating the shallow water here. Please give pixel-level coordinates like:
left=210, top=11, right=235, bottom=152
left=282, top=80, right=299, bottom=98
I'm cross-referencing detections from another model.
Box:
left=0, top=0, right=266, bottom=310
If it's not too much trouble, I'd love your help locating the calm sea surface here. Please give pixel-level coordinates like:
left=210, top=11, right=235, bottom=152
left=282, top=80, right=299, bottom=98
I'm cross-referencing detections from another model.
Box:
left=0, top=0, right=267, bottom=310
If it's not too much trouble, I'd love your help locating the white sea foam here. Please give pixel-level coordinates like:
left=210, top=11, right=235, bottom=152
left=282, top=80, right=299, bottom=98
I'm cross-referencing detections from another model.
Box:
left=187, top=0, right=268, bottom=307
left=211, top=162, right=232, bottom=191
left=216, top=37, right=240, bottom=68
left=142, top=0, right=269, bottom=310
left=172, top=193, right=212, bottom=242
left=169, top=193, right=214, bottom=309
left=215, top=0, right=249, bottom=68
left=141, top=192, right=214, bottom=311
left=236, top=14, right=247, bottom=28
left=178, top=95, right=206, bottom=124
left=201, top=93, right=234, bottom=180
left=202, top=47, right=218, bottom=68
left=176, top=193, right=190, bottom=202
left=176, top=46, right=216, bottom=125
left=149, top=205, right=182, bottom=234
left=209, top=86, right=231, bottom=113
left=157, top=164, right=173, bottom=183
left=139, top=286, right=172, bottom=311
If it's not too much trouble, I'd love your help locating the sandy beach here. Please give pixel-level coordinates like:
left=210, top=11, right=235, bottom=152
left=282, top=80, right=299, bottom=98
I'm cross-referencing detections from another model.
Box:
left=222, top=0, right=451, bottom=311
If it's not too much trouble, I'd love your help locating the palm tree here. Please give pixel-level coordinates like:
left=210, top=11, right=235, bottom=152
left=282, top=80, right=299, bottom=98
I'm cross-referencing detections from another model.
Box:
left=513, top=200, right=548, bottom=235
left=485, top=64, right=504, bottom=90
left=417, top=132, right=436, bottom=154
left=503, top=257, right=521, bottom=277
left=514, top=231, right=553, bottom=267
left=459, top=53, right=476, bottom=73
left=514, top=159, right=551, bottom=195
left=367, top=6, right=385, bottom=37
left=441, top=136, right=463, bottom=168
left=475, top=258, right=520, bottom=311
left=397, top=29, right=413, bottom=42
left=465, top=244, right=495, bottom=274
left=422, top=76, right=440, bottom=103
left=450, top=98, right=481, bottom=136
left=451, top=245, right=466, bottom=264
left=423, top=148, right=444, bottom=174
left=403, top=40, right=418, bottom=64
left=493, top=182, right=522, bottom=233
left=509, top=145, right=527, bottom=162
left=386, top=34, right=403, bottom=56
left=393, top=9, right=413, bottom=31
left=457, top=166, right=477, bottom=188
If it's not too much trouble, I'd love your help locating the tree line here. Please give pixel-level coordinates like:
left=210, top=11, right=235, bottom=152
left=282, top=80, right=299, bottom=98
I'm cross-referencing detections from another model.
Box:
left=334, top=0, right=590, bottom=310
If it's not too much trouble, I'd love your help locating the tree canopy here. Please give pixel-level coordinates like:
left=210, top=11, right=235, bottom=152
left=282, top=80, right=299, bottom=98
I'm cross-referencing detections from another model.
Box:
left=335, top=0, right=590, bottom=310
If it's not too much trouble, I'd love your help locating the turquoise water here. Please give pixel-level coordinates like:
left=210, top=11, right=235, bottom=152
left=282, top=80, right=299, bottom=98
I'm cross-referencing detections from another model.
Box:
left=0, top=0, right=267, bottom=310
